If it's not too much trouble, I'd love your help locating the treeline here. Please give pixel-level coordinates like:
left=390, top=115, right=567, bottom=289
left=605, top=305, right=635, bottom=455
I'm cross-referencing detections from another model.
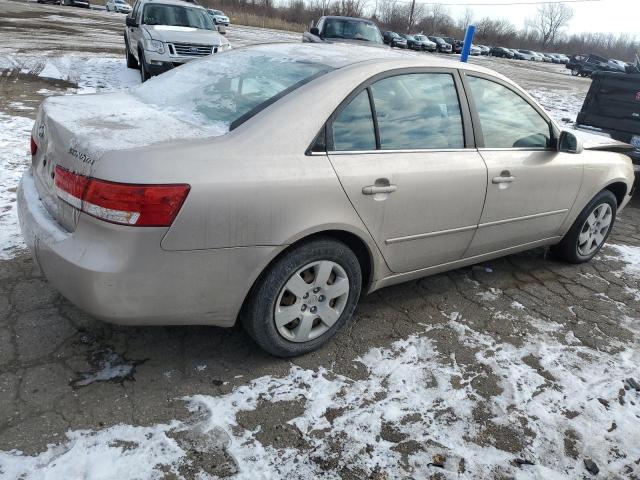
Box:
left=198, top=0, right=639, bottom=61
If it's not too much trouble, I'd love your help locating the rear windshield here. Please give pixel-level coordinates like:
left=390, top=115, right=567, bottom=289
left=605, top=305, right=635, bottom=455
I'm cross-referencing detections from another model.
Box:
left=133, top=49, right=334, bottom=133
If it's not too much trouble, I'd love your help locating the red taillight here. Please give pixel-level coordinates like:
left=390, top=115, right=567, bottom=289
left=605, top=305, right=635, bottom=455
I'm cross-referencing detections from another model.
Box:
left=30, top=136, right=37, bottom=156
left=54, top=166, right=190, bottom=227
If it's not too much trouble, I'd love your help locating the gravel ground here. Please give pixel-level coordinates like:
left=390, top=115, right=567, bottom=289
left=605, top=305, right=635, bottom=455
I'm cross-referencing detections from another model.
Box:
left=1, top=0, right=639, bottom=478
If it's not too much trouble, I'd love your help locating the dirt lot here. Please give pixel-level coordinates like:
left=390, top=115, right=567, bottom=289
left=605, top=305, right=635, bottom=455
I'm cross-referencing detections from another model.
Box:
left=1, top=0, right=639, bottom=478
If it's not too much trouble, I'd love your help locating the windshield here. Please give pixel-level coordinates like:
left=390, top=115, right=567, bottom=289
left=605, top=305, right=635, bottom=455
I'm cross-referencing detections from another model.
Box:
left=134, top=49, right=335, bottom=132
left=142, top=4, right=214, bottom=29
left=322, top=19, right=382, bottom=43
left=414, top=35, right=427, bottom=41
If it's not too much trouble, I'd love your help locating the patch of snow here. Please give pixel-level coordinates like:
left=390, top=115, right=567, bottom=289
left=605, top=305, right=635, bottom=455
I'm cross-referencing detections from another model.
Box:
left=511, top=301, right=525, bottom=310
left=476, top=287, right=502, bottom=301
left=72, top=350, right=135, bottom=387
left=607, top=244, right=640, bottom=277
left=0, top=113, right=34, bottom=259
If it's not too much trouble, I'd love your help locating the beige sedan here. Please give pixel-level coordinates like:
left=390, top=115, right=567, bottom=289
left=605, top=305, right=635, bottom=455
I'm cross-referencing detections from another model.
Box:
left=18, top=43, right=634, bottom=356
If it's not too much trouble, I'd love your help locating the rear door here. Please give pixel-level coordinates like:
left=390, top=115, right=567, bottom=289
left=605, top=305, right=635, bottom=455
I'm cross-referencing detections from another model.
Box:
left=327, top=69, right=488, bottom=273
left=462, top=73, right=583, bottom=257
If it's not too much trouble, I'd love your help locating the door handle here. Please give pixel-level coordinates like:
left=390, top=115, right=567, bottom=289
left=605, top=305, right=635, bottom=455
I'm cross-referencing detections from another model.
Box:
left=362, top=185, right=398, bottom=195
left=492, top=170, right=515, bottom=184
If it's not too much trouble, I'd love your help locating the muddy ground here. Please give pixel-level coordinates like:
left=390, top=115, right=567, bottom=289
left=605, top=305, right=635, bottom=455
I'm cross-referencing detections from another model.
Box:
left=1, top=0, right=639, bottom=478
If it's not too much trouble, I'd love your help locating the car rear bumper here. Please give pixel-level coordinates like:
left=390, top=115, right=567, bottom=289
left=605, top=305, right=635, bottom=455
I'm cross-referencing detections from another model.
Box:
left=17, top=170, right=277, bottom=327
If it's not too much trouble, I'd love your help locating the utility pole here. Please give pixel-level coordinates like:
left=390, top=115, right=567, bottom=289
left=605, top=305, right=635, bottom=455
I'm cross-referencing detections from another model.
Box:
left=407, top=0, right=415, bottom=33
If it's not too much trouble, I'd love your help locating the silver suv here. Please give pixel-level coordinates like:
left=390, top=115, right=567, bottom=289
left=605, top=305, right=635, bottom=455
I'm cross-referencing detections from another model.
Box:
left=124, top=0, right=230, bottom=81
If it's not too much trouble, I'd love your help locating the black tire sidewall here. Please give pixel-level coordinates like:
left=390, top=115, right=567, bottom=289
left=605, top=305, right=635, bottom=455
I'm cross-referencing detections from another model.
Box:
left=241, top=238, right=362, bottom=357
left=554, top=190, right=617, bottom=263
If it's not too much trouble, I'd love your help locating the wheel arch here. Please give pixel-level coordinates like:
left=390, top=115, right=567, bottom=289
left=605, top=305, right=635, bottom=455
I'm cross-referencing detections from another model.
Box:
left=604, top=181, right=628, bottom=206
left=237, top=227, right=380, bottom=326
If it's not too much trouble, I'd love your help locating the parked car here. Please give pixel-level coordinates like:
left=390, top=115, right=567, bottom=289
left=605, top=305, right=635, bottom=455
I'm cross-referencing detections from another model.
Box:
left=124, top=0, right=230, bottom=81
left=427, top=35, right=452, bottom=53
left=489, top=46, right=514, bottom=58
left=303, top=16, right=385, bottom=46
left=469, top=44, right=481, bottom=56
left=106, top=0, right=132, bottom=13
left=554, top=53, right=570, bottom=64
left=36, top=0, right=61, bottom=4
left=517, top=50, right=541, bottom=61
left=412, top=34, right=436, bottom=52
left=441, top=36, right=463, bottom=53
left=540, top=53, right=555, bottom=63
left=19, top=43, right=634, bottom=357
left=566, top=53, right=619, bottom=77
left=399, top=33, right=422, bottom=51
left=510, top=48, right=526, bottom=60
left=576, top=71, right=640, bottom=164
left=207, top=8, right=229, bottom=26
left=476, top=44, right=490, bottom=55
left=61, top=0, right=90, bottom=8
left=382, top=31, right=407, bottom=49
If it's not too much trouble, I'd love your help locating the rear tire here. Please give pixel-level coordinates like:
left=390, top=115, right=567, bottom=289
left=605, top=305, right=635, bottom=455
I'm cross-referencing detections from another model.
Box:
left=241, top=237, right=362, bottom=357
left=552, top=190, right=617, bottom=263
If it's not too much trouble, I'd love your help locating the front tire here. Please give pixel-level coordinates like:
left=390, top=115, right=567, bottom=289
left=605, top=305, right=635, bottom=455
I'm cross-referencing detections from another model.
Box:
left=139, top=50, right=149, bottom=82
left=552, top=190, right=617, bottom=263
left=241, top=237, right=362, bottom=357
left=125, top=38, right=138, bottom=69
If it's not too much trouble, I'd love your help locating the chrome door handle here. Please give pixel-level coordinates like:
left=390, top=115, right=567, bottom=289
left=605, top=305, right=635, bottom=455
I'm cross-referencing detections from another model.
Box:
left=492, top=175, right=515, bottom=184
left=362, top=185, right=398, bottom=195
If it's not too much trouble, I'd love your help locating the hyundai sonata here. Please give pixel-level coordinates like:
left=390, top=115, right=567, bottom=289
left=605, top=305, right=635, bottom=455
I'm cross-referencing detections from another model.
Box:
left=18, top=43, right=634, bottom=356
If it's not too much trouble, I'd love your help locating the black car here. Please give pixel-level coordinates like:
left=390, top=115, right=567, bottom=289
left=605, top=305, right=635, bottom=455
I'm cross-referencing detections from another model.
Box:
left=427, top=36, right=452, bottom=53
left=441, top=36, right=463, bottom=54
left=303, top=16, right=385, bottom=47
left=399, top=34, right=422, bottom=51
left=566, top=53, right=625, bottom=77
left=576, top=71, right=640, bottom=164
left=382, top=31, right=408, bottom=49
left=489, top=46, right=514, bottom=59
left=37, top=0, right=61, bottom=4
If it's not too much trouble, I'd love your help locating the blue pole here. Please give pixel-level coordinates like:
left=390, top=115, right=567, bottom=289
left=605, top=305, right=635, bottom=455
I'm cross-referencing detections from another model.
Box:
left=460, top=25, right=476, bottom=63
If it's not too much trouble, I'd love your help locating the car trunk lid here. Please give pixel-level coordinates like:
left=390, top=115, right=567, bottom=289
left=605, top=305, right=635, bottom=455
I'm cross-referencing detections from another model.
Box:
left=31, top=91, right=220, bottom=233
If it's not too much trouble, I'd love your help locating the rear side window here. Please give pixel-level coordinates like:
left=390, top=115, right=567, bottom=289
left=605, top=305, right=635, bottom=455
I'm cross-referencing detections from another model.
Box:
left=332, top=90, right=376, bottom=151
left=370, top=73, right=464, bottom=150
left=467, top=76, right=551, bottom=148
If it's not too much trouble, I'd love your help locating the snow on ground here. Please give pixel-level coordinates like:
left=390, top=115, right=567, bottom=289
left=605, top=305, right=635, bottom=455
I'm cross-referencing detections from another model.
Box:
left=0, top=113, right=35, bottom=259
left=2, top=245, right=639, bottom=479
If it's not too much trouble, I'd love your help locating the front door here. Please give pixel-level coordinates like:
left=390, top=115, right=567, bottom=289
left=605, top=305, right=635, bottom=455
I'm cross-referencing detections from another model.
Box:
left=462, top=74, right=583, bottom=257
left=328, top=71, right=488, bottom=273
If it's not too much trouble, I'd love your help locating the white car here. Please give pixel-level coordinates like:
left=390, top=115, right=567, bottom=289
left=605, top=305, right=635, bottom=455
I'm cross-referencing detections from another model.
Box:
left=124, top=0, right=230, bottom=81
left=207, top=8, right=229, bottom=26
left=106, top=0, right=132, bottom=13
left=518, top=49, right=542, bottom=61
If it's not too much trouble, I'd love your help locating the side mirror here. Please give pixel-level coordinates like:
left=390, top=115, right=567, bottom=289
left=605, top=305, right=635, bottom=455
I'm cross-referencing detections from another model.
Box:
left=125, top=16, right=137, bottom=27
left=310, top=27, right=320, bottom=37
left=558, top=130, right=583, bottom=154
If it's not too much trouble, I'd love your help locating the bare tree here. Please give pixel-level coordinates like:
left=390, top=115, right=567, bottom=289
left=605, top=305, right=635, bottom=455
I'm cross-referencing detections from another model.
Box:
left=457, top=6, right=474, bottom=31
left=530, top=2, right=573, bottom=48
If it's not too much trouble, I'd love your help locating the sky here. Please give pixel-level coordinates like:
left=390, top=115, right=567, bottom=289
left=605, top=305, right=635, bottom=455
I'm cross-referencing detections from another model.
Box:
left=437, top=0, right=638, bottom=36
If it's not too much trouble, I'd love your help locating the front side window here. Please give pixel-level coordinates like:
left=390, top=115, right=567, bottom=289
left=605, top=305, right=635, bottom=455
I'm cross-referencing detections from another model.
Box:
left=467, top=76, right=551, bottom=148
left=370, top=73, right=464, bottom=150
left=332, top=90, right=376, bottom=151
left=142, top=4, right=214, bottom=30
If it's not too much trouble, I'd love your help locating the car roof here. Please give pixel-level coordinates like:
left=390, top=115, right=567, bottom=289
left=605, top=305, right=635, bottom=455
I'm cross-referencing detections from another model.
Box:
left=235, top=43, right=510, bottom=79
left=321, top=15, right=375, bottom=23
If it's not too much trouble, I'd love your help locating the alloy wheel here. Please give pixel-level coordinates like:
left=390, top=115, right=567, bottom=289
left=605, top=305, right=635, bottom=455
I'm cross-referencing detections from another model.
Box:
left=274, top=260, right=350, bottom=343
left=577, top=203, right=612, bottom=256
